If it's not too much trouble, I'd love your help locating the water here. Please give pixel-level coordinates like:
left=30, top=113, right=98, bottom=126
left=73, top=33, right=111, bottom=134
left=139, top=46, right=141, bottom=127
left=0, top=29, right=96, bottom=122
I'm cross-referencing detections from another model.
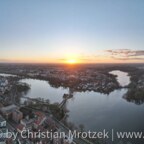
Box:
left=67, top=89, right=144, bottom=131
left=109, top=70, right=130, bottom=87
left=1, top=71, right=144, bottom=143
left=0, top=73, right=16, bottom=77
left=20, top=79, right=68, bottom=103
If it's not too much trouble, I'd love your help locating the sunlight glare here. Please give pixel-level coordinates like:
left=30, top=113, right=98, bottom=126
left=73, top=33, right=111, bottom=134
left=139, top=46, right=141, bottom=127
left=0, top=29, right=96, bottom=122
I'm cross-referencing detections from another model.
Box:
left=67, top=59, right=77, bottom=64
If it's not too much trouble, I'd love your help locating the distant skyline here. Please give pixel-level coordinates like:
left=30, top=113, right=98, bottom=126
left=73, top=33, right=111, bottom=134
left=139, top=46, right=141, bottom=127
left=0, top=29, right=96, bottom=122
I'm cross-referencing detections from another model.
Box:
left=0, top=0, right=144, bottom=63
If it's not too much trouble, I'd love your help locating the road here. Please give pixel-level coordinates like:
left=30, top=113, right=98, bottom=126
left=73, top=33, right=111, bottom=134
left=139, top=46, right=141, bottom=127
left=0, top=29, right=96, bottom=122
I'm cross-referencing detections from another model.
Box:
left=8, top=84, right=93, bottom=144
left=26, top=106, right=93, bottom=144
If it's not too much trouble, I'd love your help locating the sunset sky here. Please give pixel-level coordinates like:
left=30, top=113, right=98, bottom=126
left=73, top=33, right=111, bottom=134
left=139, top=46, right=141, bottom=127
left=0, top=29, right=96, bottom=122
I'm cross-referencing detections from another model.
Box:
left=0, top=0, right=144, bottom=63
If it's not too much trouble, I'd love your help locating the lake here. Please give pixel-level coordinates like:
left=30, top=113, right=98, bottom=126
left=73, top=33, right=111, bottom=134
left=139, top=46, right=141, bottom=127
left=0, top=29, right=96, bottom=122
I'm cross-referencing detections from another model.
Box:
left=1, top=71, right=144, bottom=144
left=0, top=73, right=16, bottom=77
left=109, top=70, right=130, bottom=87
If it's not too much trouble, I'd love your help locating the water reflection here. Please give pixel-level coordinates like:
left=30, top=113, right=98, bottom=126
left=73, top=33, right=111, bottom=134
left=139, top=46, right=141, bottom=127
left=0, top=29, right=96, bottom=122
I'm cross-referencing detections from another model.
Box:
left=19, top=75, right=144, bottom=132
left=109, top=70, right=130, bottom=87
left=1, top=72, right=144, bottom=144
left=124, top=89, right=144, bottom=105
left=0, top=73, right=16, bottom=77
left=20, top=79, right=68, bottom=103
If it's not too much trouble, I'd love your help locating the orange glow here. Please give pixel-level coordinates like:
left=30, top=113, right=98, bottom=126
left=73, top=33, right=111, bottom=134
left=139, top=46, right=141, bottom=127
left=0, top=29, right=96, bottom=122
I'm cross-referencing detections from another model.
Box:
left=66, top=59, right=77, bottom=64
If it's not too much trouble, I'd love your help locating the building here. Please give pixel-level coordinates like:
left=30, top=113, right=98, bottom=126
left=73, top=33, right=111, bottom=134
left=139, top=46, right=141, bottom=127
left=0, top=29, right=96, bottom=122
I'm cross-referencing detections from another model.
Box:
left=16, top=124, right=26, bottom=133
left=33, top=112, right=46, bottom=129
left=63, top=134, right=73, bottom=144
left=0, top=138, right=6, bottom=144
left=0, top=115, right=6, bottom=128
left=44, top=117, right=57, bottom=130
left=0, top=128, right=8, bottom=144
left=12, top=110, right=23, bottom=123
left=0, top=104, right=18, bottom=119
left=0, top=78, right=9, bottom=95
left=53, top=137, right=63, bottom=144
left=20, top=118, right=34, bottom=130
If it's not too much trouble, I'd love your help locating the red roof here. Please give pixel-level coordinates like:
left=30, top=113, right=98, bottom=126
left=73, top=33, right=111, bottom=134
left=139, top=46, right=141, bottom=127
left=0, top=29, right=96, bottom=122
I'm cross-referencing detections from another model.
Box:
left=34, top=111, right=46, bottom=126
left=34, top=111, right=44, bottom=117
left=17, top=124, right=25, bottom=131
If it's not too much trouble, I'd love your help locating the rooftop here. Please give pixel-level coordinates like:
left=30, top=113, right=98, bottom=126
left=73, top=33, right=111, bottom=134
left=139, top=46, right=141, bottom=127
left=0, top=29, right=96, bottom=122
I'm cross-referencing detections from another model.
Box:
left=0, top=115, right=6, bottom=122
left=0, top=104, right=18, bottom=113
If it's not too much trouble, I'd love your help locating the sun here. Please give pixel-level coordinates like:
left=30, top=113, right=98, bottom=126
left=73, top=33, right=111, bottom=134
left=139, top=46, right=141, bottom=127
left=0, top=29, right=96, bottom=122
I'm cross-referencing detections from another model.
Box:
left=66, top=59, right=77, bottom=64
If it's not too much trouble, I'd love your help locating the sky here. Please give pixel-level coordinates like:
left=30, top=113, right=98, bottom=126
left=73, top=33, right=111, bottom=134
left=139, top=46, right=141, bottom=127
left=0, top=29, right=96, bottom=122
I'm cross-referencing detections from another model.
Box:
left=0, top=0, right=144, bottom=63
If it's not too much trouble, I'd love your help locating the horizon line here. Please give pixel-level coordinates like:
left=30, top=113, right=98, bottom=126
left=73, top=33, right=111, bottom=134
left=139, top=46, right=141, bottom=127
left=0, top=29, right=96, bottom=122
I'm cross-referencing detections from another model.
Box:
left=0, top=62, right=144, bottom=65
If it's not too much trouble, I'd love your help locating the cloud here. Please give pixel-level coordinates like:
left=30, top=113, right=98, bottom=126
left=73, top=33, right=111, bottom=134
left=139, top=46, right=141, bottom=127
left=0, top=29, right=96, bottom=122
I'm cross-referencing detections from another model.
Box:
left=106, top=49, right=144, bottom=60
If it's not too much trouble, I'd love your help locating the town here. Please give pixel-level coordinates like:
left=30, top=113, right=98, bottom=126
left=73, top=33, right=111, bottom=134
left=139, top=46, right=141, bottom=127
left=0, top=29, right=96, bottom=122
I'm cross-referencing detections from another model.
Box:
left=0, top=67, right=95, bottom=144
left=0, top=104, right=75, bottom=144
left=0, top=63, right=144, bottom=144
left=0, top=64, right=121, bottom=94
